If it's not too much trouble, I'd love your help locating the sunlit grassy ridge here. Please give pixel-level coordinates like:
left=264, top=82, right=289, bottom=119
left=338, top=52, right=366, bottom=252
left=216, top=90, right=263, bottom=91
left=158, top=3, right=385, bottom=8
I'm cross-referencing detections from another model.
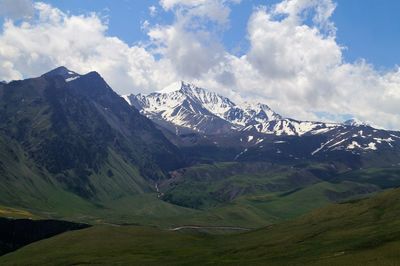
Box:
left=0, top=206, right=34, bottom=219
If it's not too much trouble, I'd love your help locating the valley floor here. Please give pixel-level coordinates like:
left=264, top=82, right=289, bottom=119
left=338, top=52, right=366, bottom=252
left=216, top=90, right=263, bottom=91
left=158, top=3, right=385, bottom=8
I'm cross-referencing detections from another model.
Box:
left=2, top=188, right=400, bottom=265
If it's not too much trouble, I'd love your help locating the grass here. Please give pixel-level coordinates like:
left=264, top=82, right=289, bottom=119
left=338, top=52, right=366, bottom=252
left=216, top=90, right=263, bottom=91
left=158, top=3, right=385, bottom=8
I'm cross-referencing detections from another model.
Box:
left=0, top=143, right=398, bottom=229
left=0, top=156, right=399, bottom=264
left=155, top=162, right=391, bottom=227
left=2, top=188, right=400, bottom=265
left=332, top=167, right=400, bottom=188
left=0, top=134, right=197, bottom=225
left=0, top=157, right=397, bottom=229
left=0, top=206, right=36, bottom=219
left=161, top=162, right=321, bottom=209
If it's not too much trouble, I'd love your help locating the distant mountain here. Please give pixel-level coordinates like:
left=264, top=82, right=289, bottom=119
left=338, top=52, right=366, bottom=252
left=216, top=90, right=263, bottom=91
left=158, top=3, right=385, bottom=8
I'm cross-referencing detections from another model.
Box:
left=0, top=67, right=183, bottom=209
left=343, top=118, right=370, bottom=127
left=128, top=82, right=237, bottom=135
left=124, top=81, right=400, bottom=164
left=126, top=81, right=340, bottom=136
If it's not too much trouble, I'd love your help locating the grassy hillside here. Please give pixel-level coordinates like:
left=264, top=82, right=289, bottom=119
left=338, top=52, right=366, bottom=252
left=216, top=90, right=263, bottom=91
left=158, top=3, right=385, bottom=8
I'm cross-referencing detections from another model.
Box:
left=0, top=70, right=193, bottom=225
left=2, top=188, right=400, bottom=265
left=160, top=162, right=385, bottom=209
left=0, top=69, right=184, bottom=202
left=1, top=152, right=398, bottom=229
left=186, top=180, right=380, bottom=227
left=0, top=133, right=199, bottom=226
left=154, top=162, right=397, bottom=227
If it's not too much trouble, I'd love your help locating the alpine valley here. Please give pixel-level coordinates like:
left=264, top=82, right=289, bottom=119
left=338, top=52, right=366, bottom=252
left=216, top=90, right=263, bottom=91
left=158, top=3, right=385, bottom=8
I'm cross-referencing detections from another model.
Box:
left=1, top=68, right=400, bottom=265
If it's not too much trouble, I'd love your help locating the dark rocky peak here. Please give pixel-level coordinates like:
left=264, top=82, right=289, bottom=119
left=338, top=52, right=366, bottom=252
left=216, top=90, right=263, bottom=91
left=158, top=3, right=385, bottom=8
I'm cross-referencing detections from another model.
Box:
left=42, top=66, right=81, bottom=81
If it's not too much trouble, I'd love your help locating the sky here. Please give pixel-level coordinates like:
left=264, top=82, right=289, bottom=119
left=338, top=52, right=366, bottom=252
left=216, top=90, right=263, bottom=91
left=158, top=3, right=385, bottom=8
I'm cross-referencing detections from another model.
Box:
left=0, top=0, right=399, bottom=129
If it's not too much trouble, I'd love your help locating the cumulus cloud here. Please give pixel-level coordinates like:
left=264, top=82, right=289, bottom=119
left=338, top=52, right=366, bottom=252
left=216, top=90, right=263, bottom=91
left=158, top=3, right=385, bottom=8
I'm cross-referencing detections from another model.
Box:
left=0, top=2, right=176, bottom=93
left=0, top=0, right=399, bottom=130
left=235, top=1, right=400, bottom=129
left=159, top=0, right=241, bottom=26
left=147, top=13, right=225, bottom=79
left=274, top=0, right=336, bottom=32
left=0, top=0, right=34, bottom=19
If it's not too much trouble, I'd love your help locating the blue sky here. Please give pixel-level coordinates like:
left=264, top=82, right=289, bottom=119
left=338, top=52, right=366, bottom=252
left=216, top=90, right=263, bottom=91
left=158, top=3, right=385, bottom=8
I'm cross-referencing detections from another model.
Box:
left=37, top=0, right=400, bottom=69
left=0, top=0, right=399, bottom=129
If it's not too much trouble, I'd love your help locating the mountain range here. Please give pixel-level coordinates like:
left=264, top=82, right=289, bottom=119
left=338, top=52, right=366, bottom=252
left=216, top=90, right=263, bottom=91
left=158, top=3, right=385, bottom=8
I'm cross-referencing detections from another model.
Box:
left=1, top=67, right=400, bottom=265
left=125, top=81, right=400, bottom=166
left=1, top=67, right=399, bottom=211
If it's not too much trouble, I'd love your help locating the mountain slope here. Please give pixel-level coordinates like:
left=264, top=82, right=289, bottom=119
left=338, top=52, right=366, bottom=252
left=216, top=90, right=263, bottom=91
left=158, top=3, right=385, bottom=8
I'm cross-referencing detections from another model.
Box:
left=0, top=67, right=184, bottom=212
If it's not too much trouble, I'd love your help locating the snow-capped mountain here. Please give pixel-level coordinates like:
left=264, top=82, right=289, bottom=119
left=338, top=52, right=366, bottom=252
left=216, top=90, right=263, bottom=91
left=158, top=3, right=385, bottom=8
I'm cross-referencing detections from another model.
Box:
left=125, top=81, right=339, bottom=136
left=343, top=118, right=370, bottom=127
left=123, top=81, right=400, bottom=157
left=310, top=124, right=400, bottom=155
left=241, top=118, right=340, bottom=136
left=127, top=82, right=235, bottom=134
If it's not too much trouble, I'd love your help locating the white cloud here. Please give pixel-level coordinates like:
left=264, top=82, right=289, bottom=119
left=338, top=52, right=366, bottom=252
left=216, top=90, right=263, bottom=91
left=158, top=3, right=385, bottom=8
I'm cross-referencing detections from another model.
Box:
left=159, top=0, right=241, bottom=26
left=147, top=21, right=224, bottom=79
left=274, top=0, right=336, bottom=32
left=0, top=0, right=34, bottom=19
left=140, top=0, right=239, bottom=81
left=0, top=2, right=176, bottom=94
left=149, top=5, right=157, bottom=17
left=0, top=0, right=399, bottom=130
left=234, top=1, right=400, bottom=129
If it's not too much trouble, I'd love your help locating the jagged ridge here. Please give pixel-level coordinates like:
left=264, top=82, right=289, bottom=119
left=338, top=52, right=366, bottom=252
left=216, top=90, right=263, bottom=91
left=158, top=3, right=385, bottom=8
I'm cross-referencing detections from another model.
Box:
left=124, top=81, right=400, bottom=157
left=126, top=81, right=336, bottom=136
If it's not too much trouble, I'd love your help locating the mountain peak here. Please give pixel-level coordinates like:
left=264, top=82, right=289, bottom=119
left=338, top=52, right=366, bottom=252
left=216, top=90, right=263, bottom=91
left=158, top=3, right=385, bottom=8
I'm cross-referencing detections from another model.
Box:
left=42, top=66, right=83, bottom=83
left=242, top=102, right=273, bottom=112
left=127, top=82, right=288, bottom=134
left=344, top=118, right=369, bottom=127
left=156, top=81, right=184, bottom=94
left=43, top=66, right=78, bottom=77
left=156, top=81, right=202, bottom=95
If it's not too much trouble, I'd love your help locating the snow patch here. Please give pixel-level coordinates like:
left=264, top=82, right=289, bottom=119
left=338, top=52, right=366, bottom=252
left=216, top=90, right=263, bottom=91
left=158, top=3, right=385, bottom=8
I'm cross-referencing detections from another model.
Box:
left=255, top=138, right=264, bottom=144
left=373, top=137, right=394, bottom=144
left=327, top=139, right=346, bottom=149
left=365, top=142, right=377, bottom=150
left=347, top=141, right=362, bottom=150
left=234, top=148, right=248, bottom=160
left=121, top=95, right=132, bottom=105
left=66, top=76, right=80, bottom=82
left=390, top=134, right=400, bottom=139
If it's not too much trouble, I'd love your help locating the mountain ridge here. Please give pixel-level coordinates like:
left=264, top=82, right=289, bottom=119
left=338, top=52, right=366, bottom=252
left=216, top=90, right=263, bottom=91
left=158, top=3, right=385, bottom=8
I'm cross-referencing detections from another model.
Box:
left=126, top=81, right=353, bottom=136
left=0, top=66, right=184, bottom=212
left=123, top=82, right=400, bottom=164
